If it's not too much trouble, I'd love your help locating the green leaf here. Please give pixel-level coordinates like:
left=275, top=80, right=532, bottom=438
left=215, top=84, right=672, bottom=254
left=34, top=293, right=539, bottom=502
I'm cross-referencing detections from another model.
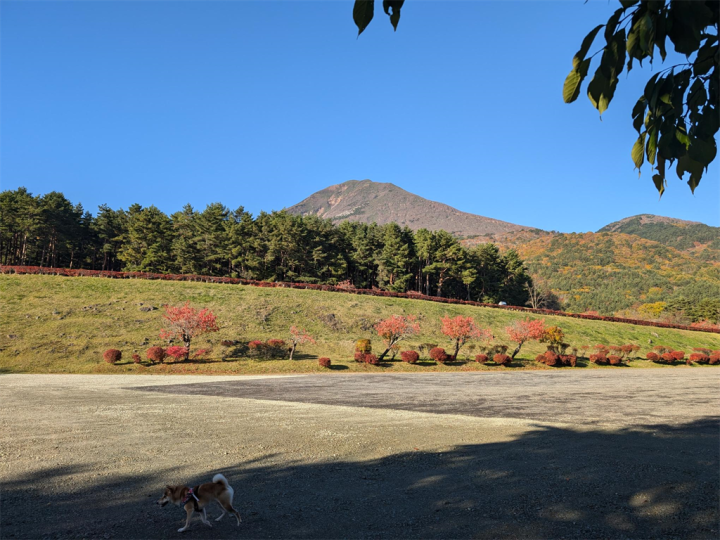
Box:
left=587, top=70, right=610, bottom=114
left=637, top=13, right=654, bottom=56
left=562, top=58, right=590, bottom=103
left=604, top=8, right=623, bottom=42
left=676, top=154, right=704, bottom=192
left=675, top=129, right=690, bottom=148
left=353, top=0, right=375, bottom=36
left=383, top=0, right=404, bottom=31
left=632, top=132, right=647, bottom=171
left=688, top=137, right=717, bottom=167
left=632, top=97, right=647, bottom=133
left=647, top=128, right=658, bottom=165
left=652, top=173, right=666, bottom=197
left=574, top=24, right=604, bottom=64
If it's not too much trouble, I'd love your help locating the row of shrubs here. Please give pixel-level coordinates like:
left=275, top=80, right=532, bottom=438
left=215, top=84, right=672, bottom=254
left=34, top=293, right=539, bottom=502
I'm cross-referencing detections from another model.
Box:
left=5, top=264, right=719, bottom=334
left=646, top=346, right=720, bottom=365
left=103, top=346, right=207, bottom=364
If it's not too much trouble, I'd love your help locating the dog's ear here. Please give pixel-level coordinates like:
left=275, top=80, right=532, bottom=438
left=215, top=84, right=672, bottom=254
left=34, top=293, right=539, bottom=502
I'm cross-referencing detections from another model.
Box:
left=165, top=485, right=172, bottom=491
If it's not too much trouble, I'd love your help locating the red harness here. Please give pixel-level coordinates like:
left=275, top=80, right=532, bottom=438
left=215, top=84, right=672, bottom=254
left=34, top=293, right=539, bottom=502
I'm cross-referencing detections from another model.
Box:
left=181, top=486, right=200, bottom=510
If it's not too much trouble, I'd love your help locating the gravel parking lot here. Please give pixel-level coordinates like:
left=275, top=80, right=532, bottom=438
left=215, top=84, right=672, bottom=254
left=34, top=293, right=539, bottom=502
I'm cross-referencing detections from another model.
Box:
left=1, top=370, right=718, bottom=539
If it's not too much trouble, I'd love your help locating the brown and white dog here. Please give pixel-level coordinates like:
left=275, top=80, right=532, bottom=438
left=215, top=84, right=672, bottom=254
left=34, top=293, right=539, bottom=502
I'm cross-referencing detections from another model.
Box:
left=157, top=473, right=242, bottom=533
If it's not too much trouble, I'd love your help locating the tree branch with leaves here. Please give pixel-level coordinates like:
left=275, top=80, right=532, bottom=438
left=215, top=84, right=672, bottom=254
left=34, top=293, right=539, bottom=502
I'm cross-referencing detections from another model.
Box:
left=563, top=0, right=718, bottom=196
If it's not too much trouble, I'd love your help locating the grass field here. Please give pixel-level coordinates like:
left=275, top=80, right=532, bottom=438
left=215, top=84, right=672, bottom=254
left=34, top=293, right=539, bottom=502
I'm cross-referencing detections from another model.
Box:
left=1, top=274, right=719, bottom=374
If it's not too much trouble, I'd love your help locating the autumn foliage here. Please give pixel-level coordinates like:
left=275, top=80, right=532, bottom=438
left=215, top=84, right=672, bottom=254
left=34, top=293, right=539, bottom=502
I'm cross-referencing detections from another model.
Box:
left=375, top=315, right=420, bottom=361
left=505, top=318, right=545, bottom=359
left=440, top=315, right=491, bottom=360
left=318, top=357, right=331, bottom=368
left=429, top=347, right=449, bottom=363
left=103, top=349, right=122, bottom=364
left=159, top=302, right=219, bottom=360
left=146, top=346, right=166, bottom=363
left=400, top=350, right=419, bottom=364
left=165, top=346, right=190, bottom=361
left=289, top=326, right=315, bottom=360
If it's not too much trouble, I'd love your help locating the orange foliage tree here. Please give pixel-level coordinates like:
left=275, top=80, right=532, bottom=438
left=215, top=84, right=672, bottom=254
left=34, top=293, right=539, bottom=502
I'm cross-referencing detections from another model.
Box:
left=289, top=326, right=315, bottom=360
left=505, top=318, right=545, bottom=359
left=159, top=302, right=219, bottom=360
left=440, top=315, right=491, bottom=360
left=375, top=315, right=420, bottom=361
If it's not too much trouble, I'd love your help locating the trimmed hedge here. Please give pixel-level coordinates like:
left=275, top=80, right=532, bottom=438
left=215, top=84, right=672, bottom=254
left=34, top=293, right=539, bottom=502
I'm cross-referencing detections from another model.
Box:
left=400, top=350, right=419, bottom=364
left=103, top=349, right=122, bottom=364
left=318, top=357, right=331, bottom=368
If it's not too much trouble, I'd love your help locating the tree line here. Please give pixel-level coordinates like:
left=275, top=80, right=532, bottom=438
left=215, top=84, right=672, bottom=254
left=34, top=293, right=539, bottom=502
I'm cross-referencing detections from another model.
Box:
left=0, top=188, right=532, bottom=305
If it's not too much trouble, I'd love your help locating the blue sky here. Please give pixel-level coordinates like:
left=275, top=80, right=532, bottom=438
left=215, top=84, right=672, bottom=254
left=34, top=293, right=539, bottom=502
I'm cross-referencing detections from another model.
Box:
left=1, top=1, right=718, bottom=231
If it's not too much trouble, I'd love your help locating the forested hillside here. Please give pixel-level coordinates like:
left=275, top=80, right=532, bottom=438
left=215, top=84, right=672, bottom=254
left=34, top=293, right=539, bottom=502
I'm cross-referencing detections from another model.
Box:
left=516, top=233, right=720, bottom=322
left=0, top=188, right=532, bottom=306
left=2, top=187, right=717, bottom=325
left=598, top=215, right=720, bottom=261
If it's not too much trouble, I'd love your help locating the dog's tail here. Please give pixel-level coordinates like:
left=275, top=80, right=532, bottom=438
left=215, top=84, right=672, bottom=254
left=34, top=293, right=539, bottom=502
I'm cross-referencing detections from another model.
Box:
left=213, top=474, right=233, bottom=498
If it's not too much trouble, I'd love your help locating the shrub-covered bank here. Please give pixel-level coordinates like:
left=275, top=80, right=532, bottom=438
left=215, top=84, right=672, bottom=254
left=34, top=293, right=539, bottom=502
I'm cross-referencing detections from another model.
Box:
left=1, top=274, right=719, bottom=374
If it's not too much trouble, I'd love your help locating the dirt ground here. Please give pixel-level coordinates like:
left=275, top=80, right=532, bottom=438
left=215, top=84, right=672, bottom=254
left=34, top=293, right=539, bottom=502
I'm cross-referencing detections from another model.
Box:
left=1, top=370, right=718, bottom=539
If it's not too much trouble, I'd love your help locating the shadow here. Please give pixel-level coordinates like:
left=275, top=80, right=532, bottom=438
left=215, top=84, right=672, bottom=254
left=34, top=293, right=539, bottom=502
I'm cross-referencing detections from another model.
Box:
left=1, top=419, right=717, bottom=539
left=329, top=364, right=349, bottom=371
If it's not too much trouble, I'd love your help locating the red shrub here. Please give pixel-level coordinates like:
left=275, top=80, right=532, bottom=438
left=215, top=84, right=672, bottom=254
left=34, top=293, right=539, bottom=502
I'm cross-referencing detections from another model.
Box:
left=429, top=347, right=449, bottom=363
left=267, top=339, right=286, bottom=348
left=543, top=351, right=559, bottom=367
left=318, top=357, right=331, bottom=368
left=220, top=340, right=235, bottom=347
left=709, top=353, right=720, bottom=365
left=560, top=354, right=577, bottom=367
left=589, top=353, right=607, bottom=365
left=660, top=352, right=675, bottom=363
left=146, top=346, right=166, bottom=363
left=401, top=350, right=419, bottom=364
left=132, top=354, right=142, bottom=364
left=475, top=354, right=489, bottom=364
left=692, top=347, right=711, bottom=355
left=192, top=348, right=210, bottom=359
left=608, top=355, right=622, bottom=365
left=535, top=354, right=546, bottom=364
left=688, top=353, right=709, bottom=364
left=103, top=349, right=122, bottom=364
left=364, top=354, right=379, bottom=365
left=645, top=351, right=659, bottom=361
left=166, top=346, right=189, bottom=361
left=248, top=340, right=264, bottom=349
left=494, top=353, right=511, bottom=366
left=354, top=351, right=365, bottom=362
left=670, top=350, right=685, bottom=361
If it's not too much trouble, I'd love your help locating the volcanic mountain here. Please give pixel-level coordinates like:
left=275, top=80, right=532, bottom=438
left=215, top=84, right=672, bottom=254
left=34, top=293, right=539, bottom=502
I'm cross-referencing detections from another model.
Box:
left=286, top=179, right=527, bottom=237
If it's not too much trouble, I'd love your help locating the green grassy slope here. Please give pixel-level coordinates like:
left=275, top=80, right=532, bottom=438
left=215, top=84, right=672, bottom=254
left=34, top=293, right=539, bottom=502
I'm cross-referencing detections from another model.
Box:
left=1, top=275, right=718, bottom=374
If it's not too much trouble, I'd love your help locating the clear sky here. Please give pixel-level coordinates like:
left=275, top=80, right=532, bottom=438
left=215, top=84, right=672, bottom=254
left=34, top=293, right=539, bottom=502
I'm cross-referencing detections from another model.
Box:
left=1, top=0, right=718, bottom=231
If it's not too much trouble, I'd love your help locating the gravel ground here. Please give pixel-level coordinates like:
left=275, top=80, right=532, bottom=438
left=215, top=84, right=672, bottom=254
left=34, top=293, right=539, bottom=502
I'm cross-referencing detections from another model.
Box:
left=1, top=371, right=718, bottom=540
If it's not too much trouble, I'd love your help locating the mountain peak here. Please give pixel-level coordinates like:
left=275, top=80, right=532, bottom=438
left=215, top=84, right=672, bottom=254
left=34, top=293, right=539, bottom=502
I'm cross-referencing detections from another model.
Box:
left=286, top=180, right=527, bottom=237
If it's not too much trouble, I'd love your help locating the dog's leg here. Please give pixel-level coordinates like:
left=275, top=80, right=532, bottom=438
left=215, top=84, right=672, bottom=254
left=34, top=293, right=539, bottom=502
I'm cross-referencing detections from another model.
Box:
left=200, top=508, right=213, bottom=528
left=178, top=507, right=194, bottom=533
left=222, top=502, right=242, bottom=526
left=215, top=500, right=226, bottom=522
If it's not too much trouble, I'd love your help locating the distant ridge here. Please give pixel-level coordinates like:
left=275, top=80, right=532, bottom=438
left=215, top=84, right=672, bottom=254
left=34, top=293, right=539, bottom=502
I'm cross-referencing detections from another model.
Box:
left=286, top=180, right=527, bottom=237
left=598, top=214, right=702, bottom=232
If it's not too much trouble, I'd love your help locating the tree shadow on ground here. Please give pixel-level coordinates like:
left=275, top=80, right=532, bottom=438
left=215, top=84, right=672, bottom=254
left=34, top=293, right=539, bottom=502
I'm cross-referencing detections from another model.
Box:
left=2, top=419, right=717, bottom=539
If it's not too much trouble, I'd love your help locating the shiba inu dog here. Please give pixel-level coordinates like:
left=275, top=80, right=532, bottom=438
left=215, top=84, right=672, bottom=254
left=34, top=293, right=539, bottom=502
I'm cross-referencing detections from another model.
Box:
left=157, top=473, right=241, bottom=532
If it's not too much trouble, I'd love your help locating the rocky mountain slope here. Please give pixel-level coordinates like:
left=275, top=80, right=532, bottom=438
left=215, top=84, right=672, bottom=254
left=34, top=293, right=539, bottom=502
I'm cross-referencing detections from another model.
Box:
left=286, top=179, right=527, bottom=237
